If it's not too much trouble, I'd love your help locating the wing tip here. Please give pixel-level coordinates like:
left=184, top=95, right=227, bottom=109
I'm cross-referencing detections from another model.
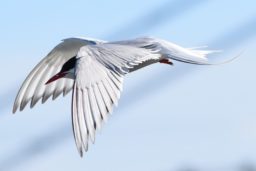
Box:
left=20, top=101, right=27, bottom=112
left=79, top=150, right=83, bottom=158
left=30, top=97, right=40, bottom=109
left=12, top=105, right=18, bottom=114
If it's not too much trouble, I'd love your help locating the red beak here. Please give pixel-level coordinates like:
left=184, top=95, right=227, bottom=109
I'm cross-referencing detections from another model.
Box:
left=45, top=72, right=66, bottom=85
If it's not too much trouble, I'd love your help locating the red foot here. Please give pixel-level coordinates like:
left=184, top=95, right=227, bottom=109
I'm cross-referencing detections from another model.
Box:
left=159, top=58, right=173, bottom=65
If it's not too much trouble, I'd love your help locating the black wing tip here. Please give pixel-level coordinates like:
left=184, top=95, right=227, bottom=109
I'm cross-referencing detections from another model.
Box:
left=12, top=107, right=17, bottom=114
left=79, top=150, right=83, bottom=158
left=12, top=103, right=21, bottom=114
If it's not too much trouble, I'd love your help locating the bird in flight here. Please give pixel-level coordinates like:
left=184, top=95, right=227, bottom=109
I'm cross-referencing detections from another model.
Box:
left=13, top=37, right=218, bottom=156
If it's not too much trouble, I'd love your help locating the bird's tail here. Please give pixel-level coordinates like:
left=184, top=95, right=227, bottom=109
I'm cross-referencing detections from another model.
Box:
left=157, top=39, right=240, bottom=65
left=183, top=48, right=222, bottom=65
left=183, top=47, right=242, bottom=65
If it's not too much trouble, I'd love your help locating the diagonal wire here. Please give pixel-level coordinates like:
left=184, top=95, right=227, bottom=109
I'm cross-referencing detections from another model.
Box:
left=106, top=0, right=206, bottom=40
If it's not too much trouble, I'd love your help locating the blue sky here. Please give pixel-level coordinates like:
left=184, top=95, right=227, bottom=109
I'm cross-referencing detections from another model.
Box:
left=0, top=0, right=256, bottom=171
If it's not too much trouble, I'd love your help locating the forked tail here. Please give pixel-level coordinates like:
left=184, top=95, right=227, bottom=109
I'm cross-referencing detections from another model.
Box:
left=156, top=38, right=241, bottom=65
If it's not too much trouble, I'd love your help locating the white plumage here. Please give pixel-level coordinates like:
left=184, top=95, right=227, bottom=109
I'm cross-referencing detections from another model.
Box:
left=13, top=36, right=218, bottom=156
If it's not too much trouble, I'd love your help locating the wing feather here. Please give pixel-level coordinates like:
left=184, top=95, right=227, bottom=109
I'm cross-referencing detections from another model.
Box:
left=76, top=88, right=89, bottom=151
left=88, top=86, right=102, bottom=131
left=13, top=38, right=104, bottom=113
left=72, top=86, right=84, bottom=156
left=20, top=64, right=48, bottom=110
left=72, top=51, right=127, bottom=155
left=52, top=78, right=66, bottom=100
left=93, top=85, right=108, bottom=123
left=31, top=64, right=56, bottom=107
left=63, top=79, right=74, bottom=96
left=82, top=88, right=96, bottom=143
left=103, top=78, right=118, bottom=106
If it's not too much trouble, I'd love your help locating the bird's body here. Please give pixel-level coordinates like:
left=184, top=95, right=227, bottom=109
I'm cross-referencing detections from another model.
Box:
left=13, top=36, right=217, bottom=156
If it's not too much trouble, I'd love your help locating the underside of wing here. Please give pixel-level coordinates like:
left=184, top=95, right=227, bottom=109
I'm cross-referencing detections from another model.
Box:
left=72, top=44, right=161, bottom=156
left=13, top=38, right=104, bottom=113
left=73, top=55, right=123, bottom=156
left=79, top=44, right=161, bottom=74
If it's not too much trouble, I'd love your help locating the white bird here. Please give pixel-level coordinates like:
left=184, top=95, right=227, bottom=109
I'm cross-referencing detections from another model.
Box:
left=13, top=36, right=218, bottom=156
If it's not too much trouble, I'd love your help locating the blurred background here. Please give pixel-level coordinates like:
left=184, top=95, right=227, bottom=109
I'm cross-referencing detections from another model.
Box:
left=0, top=0, right=256, bottom=170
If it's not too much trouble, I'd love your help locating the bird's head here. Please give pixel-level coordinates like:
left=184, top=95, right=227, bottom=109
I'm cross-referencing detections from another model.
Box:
left=46, top=56, right=76, bottom=84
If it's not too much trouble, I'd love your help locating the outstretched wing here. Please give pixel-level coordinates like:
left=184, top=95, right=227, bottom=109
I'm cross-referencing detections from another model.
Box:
left=112, top=37, right=219, bottom=65
left=13, top=37, right=105, bottom=113
left=72, top=44, right=161, bottom=156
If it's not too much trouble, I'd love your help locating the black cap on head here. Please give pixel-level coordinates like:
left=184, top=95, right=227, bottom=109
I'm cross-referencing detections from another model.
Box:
left=45, top=56, right=77, bottom=85
left=60, top=56, right=77, bottom=72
